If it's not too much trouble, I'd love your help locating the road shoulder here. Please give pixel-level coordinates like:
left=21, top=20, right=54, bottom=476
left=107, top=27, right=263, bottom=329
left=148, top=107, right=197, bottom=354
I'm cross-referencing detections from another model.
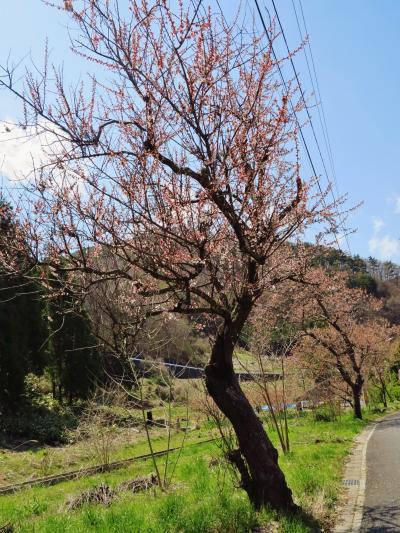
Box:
left=333, top=420, right=377, bottom=533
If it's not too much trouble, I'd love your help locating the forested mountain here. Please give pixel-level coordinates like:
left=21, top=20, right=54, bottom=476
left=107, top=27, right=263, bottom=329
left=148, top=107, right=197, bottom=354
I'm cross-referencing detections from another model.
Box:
left=315, top=247, right=400, bottom=323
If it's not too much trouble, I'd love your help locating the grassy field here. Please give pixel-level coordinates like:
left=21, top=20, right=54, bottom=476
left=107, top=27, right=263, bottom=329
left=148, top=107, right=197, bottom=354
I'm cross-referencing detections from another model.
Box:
left=0, top=423, right=212, bottom=487
left=0, top=407, right=386, bottom=533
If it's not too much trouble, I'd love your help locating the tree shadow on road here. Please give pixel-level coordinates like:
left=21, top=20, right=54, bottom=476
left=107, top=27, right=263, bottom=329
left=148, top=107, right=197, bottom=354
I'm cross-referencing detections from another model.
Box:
left=361, top=502, right=400, bottom=532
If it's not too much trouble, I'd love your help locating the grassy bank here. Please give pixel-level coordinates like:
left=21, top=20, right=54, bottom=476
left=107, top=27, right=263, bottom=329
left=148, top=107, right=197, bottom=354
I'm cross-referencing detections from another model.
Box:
left=0, top=409, right=385, bottom=532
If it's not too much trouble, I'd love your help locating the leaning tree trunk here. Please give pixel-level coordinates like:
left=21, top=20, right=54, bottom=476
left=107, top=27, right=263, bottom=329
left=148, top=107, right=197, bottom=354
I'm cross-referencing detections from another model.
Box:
left=205, top=328, right=296, bottom=512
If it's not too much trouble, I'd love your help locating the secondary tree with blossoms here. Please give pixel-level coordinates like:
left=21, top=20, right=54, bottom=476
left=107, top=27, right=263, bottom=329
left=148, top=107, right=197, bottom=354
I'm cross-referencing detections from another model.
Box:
left=267, top=267, right=397, bottom=419
left=0, top=0, right=339, bottom=511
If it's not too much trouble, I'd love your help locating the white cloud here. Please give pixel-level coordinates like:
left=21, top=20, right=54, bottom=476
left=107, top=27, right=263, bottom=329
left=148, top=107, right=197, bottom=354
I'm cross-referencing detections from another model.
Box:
left=372, top=217, right=385, bottom=233
left=369, top=235, right=400, bottom=260
left=0, top=120, right=52, bottom=181
left=395, top=197, right=400, bottom=214
left=0, top=120, right=61, bottom=181
left=368, top=216, right=399, bottom=260
left=0, top=119, right=87, bottom=197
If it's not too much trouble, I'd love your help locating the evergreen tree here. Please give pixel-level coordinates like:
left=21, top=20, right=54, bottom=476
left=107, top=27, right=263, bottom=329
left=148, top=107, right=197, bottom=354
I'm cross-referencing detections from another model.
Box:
left=0, top=198, right=47, bottom=410
left=48, top=298, right=102, bottom=403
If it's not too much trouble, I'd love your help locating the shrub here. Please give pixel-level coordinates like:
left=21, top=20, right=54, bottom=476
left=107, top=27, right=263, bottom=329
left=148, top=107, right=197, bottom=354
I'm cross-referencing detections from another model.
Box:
left=0, top=405, right=76, bottom=444
left=313, top=404, right=338, bottom=422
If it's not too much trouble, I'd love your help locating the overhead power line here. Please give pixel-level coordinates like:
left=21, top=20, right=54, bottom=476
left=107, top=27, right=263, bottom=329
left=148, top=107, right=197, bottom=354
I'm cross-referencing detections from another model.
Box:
left=196, top=1, right=349, bottom=254
left=270, top=0, right=332, bottom=184
left=289, top=1, right=351, bottom=255
left=290, top=0, right=351, bottom=255
left=268, top=0, right=351, bottom=254
left=268, top=0, right=351, bottom=255
left=291, top=0, right=337, bottom=190
left=253, top=0, right=344, bottom=252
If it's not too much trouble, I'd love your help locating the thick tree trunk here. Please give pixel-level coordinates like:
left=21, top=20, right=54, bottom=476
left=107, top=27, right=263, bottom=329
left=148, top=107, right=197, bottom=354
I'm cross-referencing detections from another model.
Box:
left=352, top=385, right=362, bottom=419
left=205, top=362, right=296, bottom=511
left=204, top=283, right=296, bottom=512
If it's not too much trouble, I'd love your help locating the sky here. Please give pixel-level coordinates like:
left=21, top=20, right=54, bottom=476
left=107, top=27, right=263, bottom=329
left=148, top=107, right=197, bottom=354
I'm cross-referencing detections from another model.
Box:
left=0, top=0, right=399, bottom=262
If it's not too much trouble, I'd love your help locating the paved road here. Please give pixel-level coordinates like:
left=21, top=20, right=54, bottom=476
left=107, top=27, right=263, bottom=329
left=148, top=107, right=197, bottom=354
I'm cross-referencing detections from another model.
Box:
left=360, top=411, right=400, bottom=532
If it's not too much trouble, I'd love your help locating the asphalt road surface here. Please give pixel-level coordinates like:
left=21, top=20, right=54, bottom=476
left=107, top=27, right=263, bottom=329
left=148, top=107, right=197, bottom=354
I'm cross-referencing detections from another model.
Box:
left=360, top=411, right=400, bottom=532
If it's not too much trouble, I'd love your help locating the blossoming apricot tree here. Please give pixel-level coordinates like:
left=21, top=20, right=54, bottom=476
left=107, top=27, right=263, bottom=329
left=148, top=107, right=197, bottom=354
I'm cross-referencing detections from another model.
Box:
left=268, top=267, right=397, bottom=419
left=0, top=0, right=338, bottom=510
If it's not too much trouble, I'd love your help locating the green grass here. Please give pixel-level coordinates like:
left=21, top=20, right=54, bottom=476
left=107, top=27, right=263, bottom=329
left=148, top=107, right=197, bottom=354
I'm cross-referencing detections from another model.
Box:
left=0, top=442, right=263, bottom=533
left=278, top=412, right=366, bottom=517
left=0, top=410, right=210, bottom=487
left=0, top=408, right=386, bottom=532
left=233, top=348, right=282, bottom=374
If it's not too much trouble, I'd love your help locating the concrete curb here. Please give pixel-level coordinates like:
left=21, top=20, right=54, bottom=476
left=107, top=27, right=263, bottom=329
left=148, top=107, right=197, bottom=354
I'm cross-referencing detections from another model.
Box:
left=333, top=421, right=377, bottom=533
